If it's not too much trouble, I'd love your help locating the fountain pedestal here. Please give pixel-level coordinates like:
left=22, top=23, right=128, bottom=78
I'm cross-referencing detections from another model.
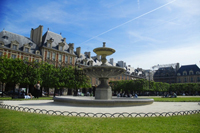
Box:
left=95, top=78, right=112, bottom=99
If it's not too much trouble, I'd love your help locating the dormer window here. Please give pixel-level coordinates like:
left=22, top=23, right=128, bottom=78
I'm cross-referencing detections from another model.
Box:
left=177, top=73, right=181, bottom=76
left=47, top=43, right=51, bottom=48
left=3, top=36, right=8, bottom=40
left=36, top=50, right=40, bottom=55
left=196, top=71, right=200, bottom=75
left=25, top=47, right=29, bottom=53
left=183, top=71, right=187, bottom=76
left=13, top=44, right=17, bottom=50
left=59, top=46, right=63, bottom=51
left=189, top=70, right=193, bottom=75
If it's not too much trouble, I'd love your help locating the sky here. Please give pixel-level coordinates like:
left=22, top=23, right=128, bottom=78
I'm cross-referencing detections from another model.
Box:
left=0, top=0, right=200, bottom=69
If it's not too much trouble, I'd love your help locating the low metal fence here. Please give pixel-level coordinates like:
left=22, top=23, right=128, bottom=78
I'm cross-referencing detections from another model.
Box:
left=0, top=103, right=199, bottom=118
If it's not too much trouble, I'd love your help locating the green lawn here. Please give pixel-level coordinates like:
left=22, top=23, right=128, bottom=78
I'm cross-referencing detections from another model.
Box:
left=0, top=108, right=199, bottom=133
left=0, top=96, right=53, bottom=100
left=151, top=97, right=200, bottom=102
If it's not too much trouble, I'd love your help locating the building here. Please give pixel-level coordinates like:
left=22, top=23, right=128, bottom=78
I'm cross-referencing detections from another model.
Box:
left=153, top=63, right=179, bottom=84
left=0, top=29, right=42, bottom=62
left=176, top=64, right=200, bottom=83
left=0, top=25, right=146, bottom=95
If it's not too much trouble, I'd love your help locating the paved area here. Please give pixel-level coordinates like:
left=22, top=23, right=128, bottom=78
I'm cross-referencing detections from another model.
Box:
left=1, top=99, right=200, bottom=114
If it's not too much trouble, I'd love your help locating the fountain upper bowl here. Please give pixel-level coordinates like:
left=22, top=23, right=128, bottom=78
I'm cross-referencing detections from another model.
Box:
left=93, top=47, right=115, bottom=56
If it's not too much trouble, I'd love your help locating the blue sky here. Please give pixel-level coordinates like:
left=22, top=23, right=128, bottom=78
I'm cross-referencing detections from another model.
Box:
left=0, top=0, right=200, bottom=69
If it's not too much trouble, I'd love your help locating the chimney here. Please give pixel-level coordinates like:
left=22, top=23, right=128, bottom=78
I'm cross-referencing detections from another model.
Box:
left=84, top=52, right=91, bottom=58
left=69, top=43, right=74, bottom=49
left=30, top=25, right=43, bottom=46
left=62, top=38, right=66, bottom=43
left=76, top=47, right=81, bottom=58
left=176, top=63, right=180, bottom=71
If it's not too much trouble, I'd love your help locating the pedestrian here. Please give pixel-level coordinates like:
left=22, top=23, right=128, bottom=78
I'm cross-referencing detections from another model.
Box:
left=34, top=81, right=40, bottom=98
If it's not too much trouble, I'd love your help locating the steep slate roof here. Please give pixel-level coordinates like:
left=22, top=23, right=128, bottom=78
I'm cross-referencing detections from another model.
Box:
left=0, top=30, right=40, bottom=55
left=177, top=64, right=200, bottom=75
left=42, top=30, right=73, bottom=54
left=154, top=66, right=176, bottom=76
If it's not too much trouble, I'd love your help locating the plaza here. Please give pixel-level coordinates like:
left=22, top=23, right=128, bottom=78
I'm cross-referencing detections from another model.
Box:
left=1, top=96, right=200, bottom=117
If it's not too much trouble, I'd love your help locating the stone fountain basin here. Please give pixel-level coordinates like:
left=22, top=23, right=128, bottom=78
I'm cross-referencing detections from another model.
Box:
left=54, top=96, right=154, bottom=107
left=83, top=65, right=125, bottom=78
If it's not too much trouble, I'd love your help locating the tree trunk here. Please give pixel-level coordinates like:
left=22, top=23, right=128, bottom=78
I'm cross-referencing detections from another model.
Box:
left=54, top=87, right=56, bottom=97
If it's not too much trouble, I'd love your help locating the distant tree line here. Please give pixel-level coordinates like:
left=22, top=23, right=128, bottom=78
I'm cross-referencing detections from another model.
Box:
left=109, top=79, right=200, bottom=96
left=0, top=56, right=91, bottom=97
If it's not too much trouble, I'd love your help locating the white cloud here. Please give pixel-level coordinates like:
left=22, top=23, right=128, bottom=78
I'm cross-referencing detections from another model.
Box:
left=124, top=43, right=200, bottom=69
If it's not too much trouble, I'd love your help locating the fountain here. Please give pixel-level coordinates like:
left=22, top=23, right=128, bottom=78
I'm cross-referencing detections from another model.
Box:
left=53, top=42, right=154, bottom=106
left=84, top=42, right=125, bottom=99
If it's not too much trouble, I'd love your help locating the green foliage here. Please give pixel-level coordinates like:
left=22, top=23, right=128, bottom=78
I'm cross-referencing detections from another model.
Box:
left=110, top=79, right=200, bottom=94
left=0, top=57, right=91, bottom=91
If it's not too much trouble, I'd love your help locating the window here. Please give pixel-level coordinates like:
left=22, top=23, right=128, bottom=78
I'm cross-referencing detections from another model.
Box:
left=35, top=59, right=39, bottom=63
left=198, top=77, right=200, bottom=82
left=52, top=53, right=55, bottom=61
left=0, top=52, right=3, bottom=56
left=183, top=71, right=187, bottom=76
left=184, top=78, right=187, bottom=82
left=178, top=78, right=181, bottom=83
left=70, top=49, right=73, bottom=54
left=24, top=57, right=28, bottom=60
left=59, top=46, right=63, bottom=51
left=25, top=48, right=29, bottom=53
left=11, top=54, right=16, bottom=59
left=36, top=50, right=40, bottom=55
left=70, top=57, right=72, bottom=64
left=47, top=51, right=50, bottom=59
left=189, top=70, right=193, bottom=75
left=47, top=43, right=51, bottom=48
left=196, top=71, right=200, bottom=75
left=59, top=54, right=62, bottom=62
left=65, top=55, right=68, bottom=63
left=191, top=77, right=193, bottom=82
left=13, top=44, right=17, bottom=50
left=177, top=73, right=181, bottom=76
left=3, top=36, right=8, bottom=40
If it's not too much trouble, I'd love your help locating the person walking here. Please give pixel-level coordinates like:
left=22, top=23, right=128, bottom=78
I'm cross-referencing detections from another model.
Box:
left=34, top=81, right=41, bottom=98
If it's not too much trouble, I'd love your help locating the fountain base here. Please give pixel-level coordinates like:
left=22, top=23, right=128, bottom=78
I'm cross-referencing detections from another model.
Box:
left=53, top=96, right=154, bottom=107
left=95, top=78, right=112, bottom=99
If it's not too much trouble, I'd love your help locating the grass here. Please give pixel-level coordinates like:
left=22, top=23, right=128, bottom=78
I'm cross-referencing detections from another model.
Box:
left=150, top=97, right=200, bottom=102
left=0, top=108, right=200, bottom=133
left=0, top=96, right=53, bottom=100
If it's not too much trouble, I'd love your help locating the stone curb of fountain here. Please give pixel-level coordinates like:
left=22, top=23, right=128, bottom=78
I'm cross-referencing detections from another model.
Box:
left=1, top=103, right=200, bottom=118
